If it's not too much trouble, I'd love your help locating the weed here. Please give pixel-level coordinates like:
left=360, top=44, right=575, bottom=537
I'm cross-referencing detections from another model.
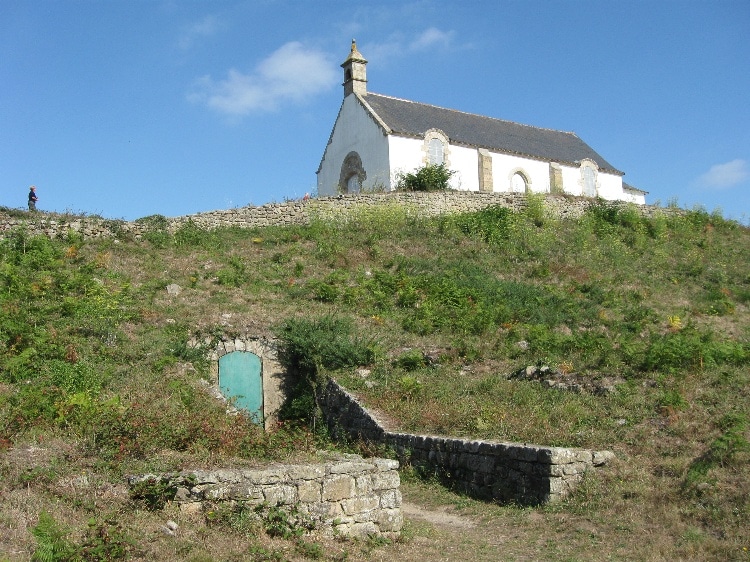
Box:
left=685, top=412, right=749, bottom=486
left=247, top=545, right=288, bottom=561
left=398, top=375, right=423, bottom=401
left=256, top=503, right=314, bottom=539
left=295, top=538, right=324, bottom=559
left=78, top=518, right=134, bottom=561
left=394, top=349, right=426, bottom=371
left=31, top=511, right=77, bottom=562
left=128, top=476, right=177, bottom=510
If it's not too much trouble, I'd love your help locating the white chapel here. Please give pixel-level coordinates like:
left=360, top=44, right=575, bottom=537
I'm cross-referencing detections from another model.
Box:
left=317, top=41, right=646, bottom=204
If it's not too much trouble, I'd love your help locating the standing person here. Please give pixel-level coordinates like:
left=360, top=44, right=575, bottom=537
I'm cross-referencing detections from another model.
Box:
left=28, top=185, right=38, bottom=211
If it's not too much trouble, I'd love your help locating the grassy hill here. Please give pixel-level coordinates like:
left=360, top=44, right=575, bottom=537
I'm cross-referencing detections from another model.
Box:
left=1, top=199, right=748, bottom=561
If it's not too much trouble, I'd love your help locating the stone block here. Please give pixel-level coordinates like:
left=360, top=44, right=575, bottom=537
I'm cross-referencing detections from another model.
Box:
left=370, top=471, right=400, bottom=491
left=242, top=469, right=283, bottom=485
left=229, top=484, right=263, bottom=501
left=379, top=489, right=402, bottom=509
left=329, top=461, right=375, bottom=475
left=322, top=475, right=356, bottom=501
left=213, top=469, right=242, bottom=483
left=174, top=487, right=192, bottom=502
left=203, top=485, right=231, bottom=500
left=375, top=508, right=403, bottom=532
left=373, top=458, right=399, bottom=472
left=563, top=462, right=588, bottom=475
left=593, top=450, right=615, bottom=466
left=263, top=485, right=297, bottom=505
left=341, top=521, right=379, bottom=539
left=287, top=465, right=325, bottom=481
left=297, top=480, right=322, bottom=503
left=341, top=494, right=380, bottom=516
left=355, top=475, right=372, bottom=495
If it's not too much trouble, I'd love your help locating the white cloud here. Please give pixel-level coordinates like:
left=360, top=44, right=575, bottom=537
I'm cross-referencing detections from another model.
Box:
left=696, top=159, right=749, bottom=189
left=364, top=27, right=461, bottom=66
left=409, top=27, right=455, bottom=51
left=178, top=15, right=222, bottom=50
left=188, top=42, right=338, bottom=116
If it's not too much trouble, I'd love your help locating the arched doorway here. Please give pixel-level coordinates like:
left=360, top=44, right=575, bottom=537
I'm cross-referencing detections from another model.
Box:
left=218, top=351, right=263, bottom=425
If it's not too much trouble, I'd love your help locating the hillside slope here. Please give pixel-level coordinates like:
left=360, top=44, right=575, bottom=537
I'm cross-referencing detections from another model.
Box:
left=1, top=200, right=748, bottom=561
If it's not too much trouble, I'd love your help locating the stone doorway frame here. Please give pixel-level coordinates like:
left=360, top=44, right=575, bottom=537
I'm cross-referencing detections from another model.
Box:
left=207, top=337, right=286, bottom=430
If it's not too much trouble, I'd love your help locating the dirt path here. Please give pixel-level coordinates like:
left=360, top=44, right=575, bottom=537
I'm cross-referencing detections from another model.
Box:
left=401, top=501, right=476, bottom=529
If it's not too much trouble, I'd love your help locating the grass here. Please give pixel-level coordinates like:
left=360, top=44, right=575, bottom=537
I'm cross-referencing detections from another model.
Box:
left=1, top=200, right=749, bottom=561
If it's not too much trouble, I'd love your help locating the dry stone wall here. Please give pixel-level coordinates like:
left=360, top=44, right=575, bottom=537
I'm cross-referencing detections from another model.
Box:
left=319, top=379, right=614, bottom=506
left=0, top=192, right=674, bottom=240
left=127, top=453, right=402, bottom=539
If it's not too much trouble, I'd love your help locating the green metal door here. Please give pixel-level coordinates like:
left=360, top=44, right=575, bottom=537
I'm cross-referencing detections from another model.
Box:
left=218, top=351, right=263, bottom=425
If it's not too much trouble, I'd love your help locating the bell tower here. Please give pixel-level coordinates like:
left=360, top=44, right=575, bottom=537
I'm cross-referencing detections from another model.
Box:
left=341, top=39, right=367, bottom=97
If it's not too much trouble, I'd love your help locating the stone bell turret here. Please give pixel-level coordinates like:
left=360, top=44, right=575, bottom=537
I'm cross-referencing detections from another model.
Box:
left=341, top=39, right=367, bottom=97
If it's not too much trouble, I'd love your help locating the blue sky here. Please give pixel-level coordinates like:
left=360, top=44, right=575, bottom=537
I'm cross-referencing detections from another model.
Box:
left=2, top=0, right=749, bottom=222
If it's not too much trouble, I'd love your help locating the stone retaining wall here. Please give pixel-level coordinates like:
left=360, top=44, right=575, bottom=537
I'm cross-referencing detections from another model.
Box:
left=127, top=453, right=402, bottom=539
left=319, top=379, right=614, bottom=506
left=0, top=192, right=675, bottom=240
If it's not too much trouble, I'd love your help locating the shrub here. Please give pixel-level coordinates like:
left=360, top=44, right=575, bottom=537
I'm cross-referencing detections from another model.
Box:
left=129, top=477, right=177, bottom=510
left=443, top=205, right=514, bottom=245
left=396, top=163, right=454, bottom=192
left=275, top=316, right=375, bottom=375
left=275, top=316, right=376, bottom=423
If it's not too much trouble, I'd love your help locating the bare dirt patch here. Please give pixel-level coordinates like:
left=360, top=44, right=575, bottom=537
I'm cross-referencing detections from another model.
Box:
left=401, top=501, right=476, bottom=529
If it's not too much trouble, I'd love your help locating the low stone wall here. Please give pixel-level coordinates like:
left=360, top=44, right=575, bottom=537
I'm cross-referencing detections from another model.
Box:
left=0, top=192, right=675, bottom=240
left=319, top=379, right=614, bottom=506
left=127, top=453, right=402, bottom=539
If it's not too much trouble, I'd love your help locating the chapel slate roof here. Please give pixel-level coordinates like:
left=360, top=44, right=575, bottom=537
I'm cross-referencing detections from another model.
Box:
left=361, top=93, right=623, bottom=175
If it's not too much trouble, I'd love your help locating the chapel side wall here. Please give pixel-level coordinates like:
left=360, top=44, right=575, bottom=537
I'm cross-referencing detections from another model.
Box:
left=317, top=96, right=391, bottom=196
left=387, top=136, right=424, bottom=187
left=444, top=144, right=479, bottom=192
left=560, top=164, right=584, bottom=197
left=488, top=153, right=551, bottom=194
left=596, top=172, right=626, bottom=201
left=319, top=379, right=614, bottom=506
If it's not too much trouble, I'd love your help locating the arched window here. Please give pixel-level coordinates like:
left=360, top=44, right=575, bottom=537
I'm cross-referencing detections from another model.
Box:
left=428, top=138, right=444, bottom=165
left=511, top=172, right=527, bottom=193
left=580, top=160, right=599, bottom=197
left=422, top=129, right=450, bottom=168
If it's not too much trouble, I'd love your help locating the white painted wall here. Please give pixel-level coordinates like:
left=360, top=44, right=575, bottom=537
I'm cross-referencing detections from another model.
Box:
left=489, top=153, right=550, bottom=194
left=559, top=164, right=625, bottom=200
left=445, top=144, right=478, bottom=191
left=596, top=172, right=625, bottom=200
left=560, top=165, right=584, bottom=197
left=622, top=188, right=647, bottom=205
left=317, top=96, right=390, bottom=196
left=387, top=136, right=423, bottom=188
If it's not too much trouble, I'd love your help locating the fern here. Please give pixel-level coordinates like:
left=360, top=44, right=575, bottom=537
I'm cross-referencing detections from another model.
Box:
left=31, top=511, right=77, bottom=562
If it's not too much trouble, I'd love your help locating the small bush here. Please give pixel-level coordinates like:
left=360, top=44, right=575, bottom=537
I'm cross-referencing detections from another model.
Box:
left=129, top=477, right=177, bottom=510
left=395, top=349, right=427, bottom=371
left=275, top=316, right=375, bottom=375
left=396, top=163, right=454, bottom=192
left=444, top=205, right=514, bottom=245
